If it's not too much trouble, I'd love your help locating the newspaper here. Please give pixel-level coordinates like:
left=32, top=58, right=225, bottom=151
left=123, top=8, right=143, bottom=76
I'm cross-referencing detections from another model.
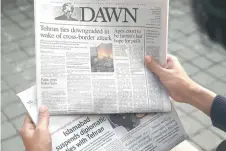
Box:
left=17, top=86, right=186, bottom=151
left=35, top=0, right=171, bottom=114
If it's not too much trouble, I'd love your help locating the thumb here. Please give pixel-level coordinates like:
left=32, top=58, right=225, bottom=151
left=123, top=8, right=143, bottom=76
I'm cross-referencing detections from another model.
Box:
left=145, top=56, right=165, bottom=77
left=37, top=106, right=49, bottom=129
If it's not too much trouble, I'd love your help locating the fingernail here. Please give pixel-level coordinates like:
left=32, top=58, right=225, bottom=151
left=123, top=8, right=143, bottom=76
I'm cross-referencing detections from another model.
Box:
left=39, top=106, right=48, bottom=113
left=145, top=56, right=151, bottom=64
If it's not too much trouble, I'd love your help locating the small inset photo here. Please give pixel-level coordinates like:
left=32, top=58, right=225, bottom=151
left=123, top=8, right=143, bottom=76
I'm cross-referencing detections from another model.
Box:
left=107, top=114, right=147, bottom=138
left=55, top=3, right=79, bottom=21
left=90, top=43, right=114, bottom=72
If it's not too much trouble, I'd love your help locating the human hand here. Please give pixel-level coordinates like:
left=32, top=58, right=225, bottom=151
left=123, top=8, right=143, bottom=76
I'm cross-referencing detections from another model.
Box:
left=20, top=106, right=52, bottom=151
left=145, top=55, right=198, bottom=103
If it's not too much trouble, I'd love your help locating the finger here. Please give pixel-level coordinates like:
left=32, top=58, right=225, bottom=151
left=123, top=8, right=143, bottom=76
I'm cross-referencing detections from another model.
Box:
left=145, top=56, right=166, bottom=77
left=22, top=115, right=35, bottom=130
left=166, top=54, right=181, bottom=69
left=24, top=114, right=33, bottom=124
left=37, top=106, right=50, bottom=129
left=136, top=114, right=145, bottom=118
left=165, top=55, right=175, bottom=69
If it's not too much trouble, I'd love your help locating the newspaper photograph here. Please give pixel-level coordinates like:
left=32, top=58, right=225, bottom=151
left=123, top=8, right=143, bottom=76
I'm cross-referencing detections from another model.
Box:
left=35, top=0, right=170, bottom=114
left=17, top=86, right=186, bottom=151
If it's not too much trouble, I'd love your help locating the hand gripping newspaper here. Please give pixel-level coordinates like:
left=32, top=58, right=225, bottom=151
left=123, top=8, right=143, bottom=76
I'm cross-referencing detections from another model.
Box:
left=17, top=86, right=187, bottom=151
left=35, top=0, right=171, bottom=114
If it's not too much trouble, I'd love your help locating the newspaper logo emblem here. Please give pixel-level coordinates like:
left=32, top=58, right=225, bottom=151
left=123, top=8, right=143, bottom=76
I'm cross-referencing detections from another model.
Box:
left=55, top=3, right=138, bottom=23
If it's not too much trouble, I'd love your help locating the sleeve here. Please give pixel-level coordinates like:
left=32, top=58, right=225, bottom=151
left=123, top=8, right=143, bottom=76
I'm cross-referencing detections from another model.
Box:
left=210, top=95, right=226, bottom=132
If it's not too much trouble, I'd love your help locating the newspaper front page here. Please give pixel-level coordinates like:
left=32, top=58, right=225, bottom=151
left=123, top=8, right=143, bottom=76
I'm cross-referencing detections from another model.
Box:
left=18, top=86, right=186, bottom=151
left=35, top=0, right=170, bottom=114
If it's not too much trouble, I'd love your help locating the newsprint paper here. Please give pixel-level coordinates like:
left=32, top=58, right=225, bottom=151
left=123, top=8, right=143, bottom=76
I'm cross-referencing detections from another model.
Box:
left=35, top=0, right=170, bottom=114
left=17, top=86, right=186, bottom=151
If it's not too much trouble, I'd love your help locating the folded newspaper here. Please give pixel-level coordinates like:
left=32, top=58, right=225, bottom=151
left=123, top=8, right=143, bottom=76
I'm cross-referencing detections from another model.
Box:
left=17, top=86, right=186, bottom=151
left=35, top=0, right=171, bottom=114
